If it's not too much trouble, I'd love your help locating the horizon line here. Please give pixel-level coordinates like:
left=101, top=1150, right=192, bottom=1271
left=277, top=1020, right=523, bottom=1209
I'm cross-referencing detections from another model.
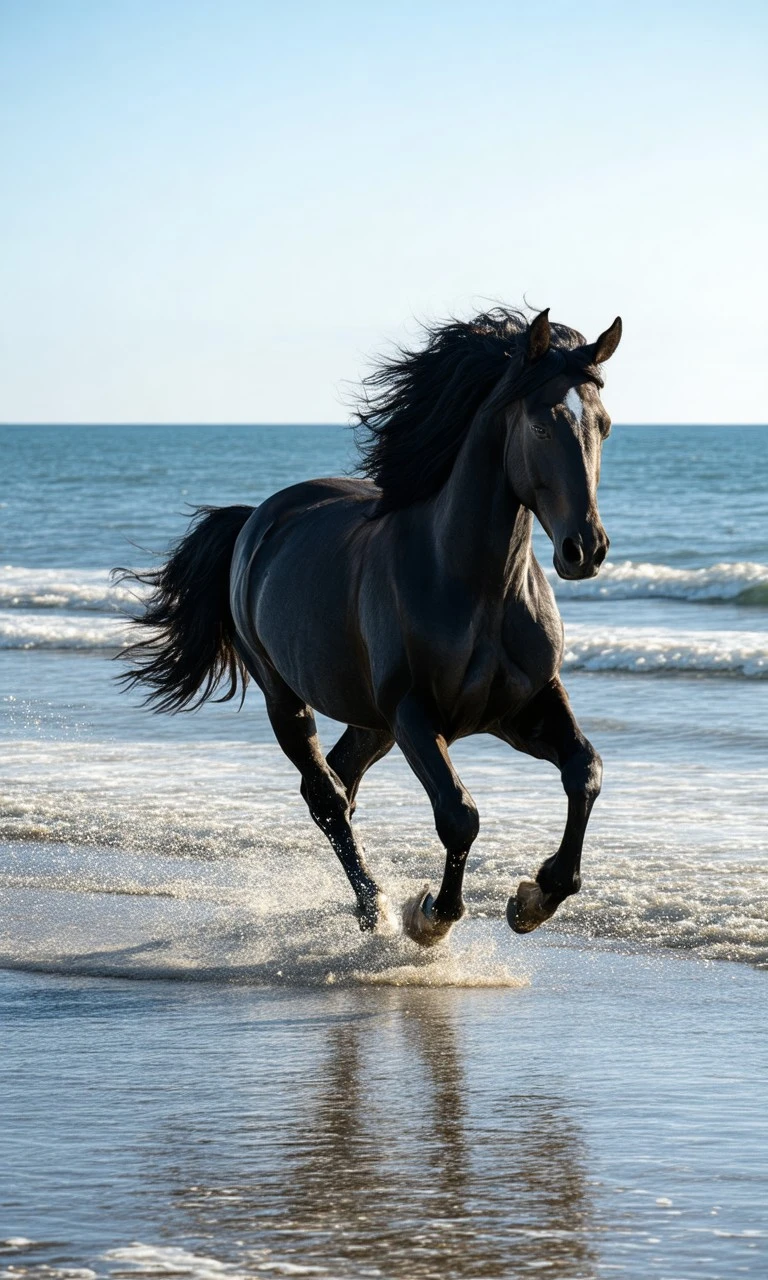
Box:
left=2, top=421, right=768, bottom=430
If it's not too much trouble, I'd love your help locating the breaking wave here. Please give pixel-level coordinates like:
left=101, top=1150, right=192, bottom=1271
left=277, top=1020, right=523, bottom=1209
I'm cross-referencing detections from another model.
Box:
left=563, top=623, right=767, bottom=678
left=553, top=559, right=768, bottom=606
left=0, top=612, right=126, bottom=649
left=0, top=566, right=144, bottom=613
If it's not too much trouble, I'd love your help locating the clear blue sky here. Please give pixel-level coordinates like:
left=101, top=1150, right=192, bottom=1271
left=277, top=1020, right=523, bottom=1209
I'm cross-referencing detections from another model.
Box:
left=1, top=0, right=765, bottom=423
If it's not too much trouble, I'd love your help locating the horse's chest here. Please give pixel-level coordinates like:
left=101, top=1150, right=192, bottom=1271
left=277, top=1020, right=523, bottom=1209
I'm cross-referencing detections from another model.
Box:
left=433, top=605, right=563, bottom=735
left=501, top=601, right=563, bottom=687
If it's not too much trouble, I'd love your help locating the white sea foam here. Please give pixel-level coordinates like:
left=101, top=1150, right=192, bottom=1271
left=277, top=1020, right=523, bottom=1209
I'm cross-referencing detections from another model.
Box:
left=102, top=1245, right=251, bottom=1278
left=563, top=622, right=767, bottom=677
left=0, top=566, right=144, bottom=613
left=102, top=1244, right=328, bottom=1278
left=553, top=559, right=768, bottom=605
left=0, top=611, right=128, bottom=649
left=1, top=725, right=767, bottom=972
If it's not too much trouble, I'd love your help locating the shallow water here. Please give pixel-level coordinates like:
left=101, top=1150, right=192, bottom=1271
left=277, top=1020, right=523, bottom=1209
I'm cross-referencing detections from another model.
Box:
left=2, top=949, right=767, bottom=1280
left=1, top=651, right=766, bottom=973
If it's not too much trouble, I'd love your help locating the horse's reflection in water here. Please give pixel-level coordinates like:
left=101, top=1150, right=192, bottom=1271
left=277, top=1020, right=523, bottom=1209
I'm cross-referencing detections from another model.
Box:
left=166, top=992, right=597, bottom=1279
left=277, top=993, right=596, bottom=1277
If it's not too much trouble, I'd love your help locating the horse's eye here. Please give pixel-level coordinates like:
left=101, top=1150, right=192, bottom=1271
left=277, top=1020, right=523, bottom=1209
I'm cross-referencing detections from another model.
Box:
left=532, top=423, right=549, bottom=439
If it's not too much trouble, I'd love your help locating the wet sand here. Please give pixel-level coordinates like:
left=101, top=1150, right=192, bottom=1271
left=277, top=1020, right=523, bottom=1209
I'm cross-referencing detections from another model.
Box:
left=2, top=939, right=767, bottom=1280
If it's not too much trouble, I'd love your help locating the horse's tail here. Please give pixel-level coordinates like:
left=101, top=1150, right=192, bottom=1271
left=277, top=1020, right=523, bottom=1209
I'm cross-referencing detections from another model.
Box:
left=116, top=504, right=254, bottom=712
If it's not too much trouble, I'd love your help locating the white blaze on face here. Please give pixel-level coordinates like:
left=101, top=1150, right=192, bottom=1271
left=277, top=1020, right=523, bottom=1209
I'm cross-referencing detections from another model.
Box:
left=565, top=386, right=584, bottom=425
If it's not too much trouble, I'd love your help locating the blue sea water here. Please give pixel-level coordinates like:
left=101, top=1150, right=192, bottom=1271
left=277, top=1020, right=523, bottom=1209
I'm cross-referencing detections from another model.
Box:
left=1, top=423, right=768, bottom=1280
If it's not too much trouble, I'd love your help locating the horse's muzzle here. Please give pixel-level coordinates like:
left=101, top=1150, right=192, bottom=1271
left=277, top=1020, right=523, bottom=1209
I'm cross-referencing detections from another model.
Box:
left=554, top=528, right=610, bottom=580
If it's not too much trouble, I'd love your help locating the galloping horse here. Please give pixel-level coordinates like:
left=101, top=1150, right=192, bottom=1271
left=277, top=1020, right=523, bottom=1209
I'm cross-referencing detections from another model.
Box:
left=121, top=307, right=622, bottom=946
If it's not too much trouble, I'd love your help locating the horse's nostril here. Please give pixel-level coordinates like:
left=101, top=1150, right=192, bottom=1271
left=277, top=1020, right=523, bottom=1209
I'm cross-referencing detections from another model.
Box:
left=562, top=537, right=583, bottom=565
left=594, top=543, right=607, bottom=567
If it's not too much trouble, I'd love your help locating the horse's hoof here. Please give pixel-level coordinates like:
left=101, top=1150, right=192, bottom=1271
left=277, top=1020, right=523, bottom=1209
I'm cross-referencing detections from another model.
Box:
left=506, top=880, right=557, bottom=934
left=402, top=885, right=457, bottom=948
left=357, top=892, right=398, bottom=936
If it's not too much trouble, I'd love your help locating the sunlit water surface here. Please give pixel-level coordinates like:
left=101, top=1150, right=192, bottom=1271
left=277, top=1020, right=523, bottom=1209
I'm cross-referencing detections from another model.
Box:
left=2, top=953, right=767, bottom=1280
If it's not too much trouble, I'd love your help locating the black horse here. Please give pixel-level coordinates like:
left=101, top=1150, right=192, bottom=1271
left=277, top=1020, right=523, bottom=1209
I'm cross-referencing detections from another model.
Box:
left=120, top=307, right=622, bottom=946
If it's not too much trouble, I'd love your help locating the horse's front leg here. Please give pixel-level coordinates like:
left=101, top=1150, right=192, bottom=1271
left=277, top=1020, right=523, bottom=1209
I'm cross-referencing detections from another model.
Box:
left=497, top=678, right=602, bottom=935
left=394, top=695, right=480, bottom=947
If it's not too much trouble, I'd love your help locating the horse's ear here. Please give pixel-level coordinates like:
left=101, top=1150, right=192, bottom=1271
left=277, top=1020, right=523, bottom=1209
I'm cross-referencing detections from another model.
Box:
left=527, top=308, right=551, bottom=362
left=593, top=316, right=622, bottom=363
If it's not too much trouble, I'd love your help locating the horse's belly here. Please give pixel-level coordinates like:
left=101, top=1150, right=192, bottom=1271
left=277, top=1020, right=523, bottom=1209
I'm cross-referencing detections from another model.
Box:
left=260, top=584, right=381, bottom=723
left=272, top=627, right=381, bottom=726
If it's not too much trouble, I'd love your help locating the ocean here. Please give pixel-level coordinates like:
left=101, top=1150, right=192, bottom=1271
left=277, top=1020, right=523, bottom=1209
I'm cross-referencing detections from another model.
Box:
left=1, top=423, right=767, bottom=1279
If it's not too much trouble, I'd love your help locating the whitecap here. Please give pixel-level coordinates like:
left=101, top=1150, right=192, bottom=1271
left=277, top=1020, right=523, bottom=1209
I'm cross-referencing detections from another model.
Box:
left=552, top=559, right=768, bottom=606
left=564, top=622, right=767, bottom=678
left=0, top=611, right=128, bottom=649
left=0, top=566, right=145, bottom=613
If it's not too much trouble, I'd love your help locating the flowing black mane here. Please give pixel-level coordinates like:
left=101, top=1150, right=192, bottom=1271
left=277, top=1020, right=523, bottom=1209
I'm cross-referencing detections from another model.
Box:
left=354, top=307, right=595, bottom=514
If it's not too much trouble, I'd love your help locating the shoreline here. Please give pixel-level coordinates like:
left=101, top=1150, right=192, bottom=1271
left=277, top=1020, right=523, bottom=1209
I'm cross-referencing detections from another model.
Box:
left=0, top=921, right=766, bottom=985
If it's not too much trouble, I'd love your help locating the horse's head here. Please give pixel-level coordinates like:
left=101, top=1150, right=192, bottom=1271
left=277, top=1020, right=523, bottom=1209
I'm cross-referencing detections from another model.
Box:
left=505, top=310, right=622, bottom=580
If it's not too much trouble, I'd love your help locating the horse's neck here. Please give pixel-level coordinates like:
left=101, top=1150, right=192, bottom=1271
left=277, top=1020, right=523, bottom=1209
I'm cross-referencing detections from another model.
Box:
left=430, top=409, right=533, bottom=589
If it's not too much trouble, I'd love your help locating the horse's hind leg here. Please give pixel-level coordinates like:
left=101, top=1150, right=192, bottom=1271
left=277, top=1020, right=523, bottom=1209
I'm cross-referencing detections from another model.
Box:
left=265, top=687, right=395, bottom=933
left=497, top=678, right=602, bottom=935
left=394, top=695, right=479, bottom=947
left=325, top=725, right=394, bottom=814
